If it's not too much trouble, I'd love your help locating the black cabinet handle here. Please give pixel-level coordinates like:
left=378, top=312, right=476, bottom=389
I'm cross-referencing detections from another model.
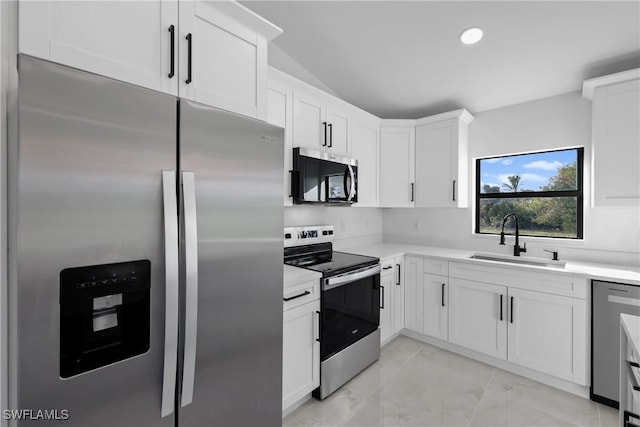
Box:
left=627, top=361, right=640, bottom=391
left=328, top=123, right=333, bottom=147
left=380, top=285, right=385, bottom=309
left=411, top=183, right=414, bottom=202
left=185, top=33, right=193, bottom=84
left=396, top=264, right=401, bottom=285
left=315, top=310, right=321, bottom=342
left=452, top=180, right=456, bottom=201
left=510, top=296, right=514, bottom=323
left=382, top=266, right=393, bottom=270
left=441, top=283, right=445, bottom=307
left=500, top=294, right=503, bottom=321
left=322, top=122, right=327, bottom=146
left=168, top=25, right=175, bottom=78
left=283, top=290, right=310, bottom=302
left=624, top=411, right=640, bottom=427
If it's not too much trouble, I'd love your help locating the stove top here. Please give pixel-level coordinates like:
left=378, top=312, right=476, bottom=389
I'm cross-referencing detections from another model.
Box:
left=285, top=249, right=379, bottom=277
left=283, top=225, right=379, bottom=278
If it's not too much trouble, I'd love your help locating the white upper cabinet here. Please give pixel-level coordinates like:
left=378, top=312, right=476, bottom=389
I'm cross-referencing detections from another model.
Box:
left=20, top=0, right=282, bottom=119
left=266, top=74, right=293, bottom=206
left=19, top=1, right=179, bottom=96
left=380, top=124, right=416, bottom=207
left=178, top=1, right=281, bottom=119
left=292, top=90, right=352, bottom=155
left=351, top=116, right=380, bottom=207
left=583, top=69, right=640, bottom=207
left=292, top=91, right=325, bottom=149
left=414, top=109, right=473, bottom=208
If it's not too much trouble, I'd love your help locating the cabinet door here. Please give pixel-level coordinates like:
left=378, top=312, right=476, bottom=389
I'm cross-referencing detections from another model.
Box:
left=267, top=79, right=293, bottom=206
left=351, top=118, right=379, bottom=207
left=415, top=122, right=456, bottom=208
left=380, top=127, right=415, bottom=207
left=282, top=300, right=320, bottom=411
left=179, top=0, right=267, bottom=118
left=325, top=105, right=350, bottom=155
left=423, top=274, right=448, bottom=340
left=392, top=257, right=405, bottom=334
left=379, top=272, right=394, bottom=344
left=507, top=288, right=586, bottom=384
left=293, top=91, right=326, bottom=149
left=19, top=1, right=179, bottom=96
left=403, top=256, right=424, bottom=333
left=592, top=79, right=640, bottom=207
left=449, top=278, right=507, bottom=359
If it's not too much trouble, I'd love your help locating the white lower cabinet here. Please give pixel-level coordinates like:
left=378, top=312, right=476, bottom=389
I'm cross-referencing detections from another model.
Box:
left=282, top=299, right=320, bottom=411
left=423, top=274, right=448, bottom=340
left=380, top=256, right=405, bottom=344
left=403, top=256, right=424, bottom=333
left=507, top=288, right=585, bottom=383
left=449, top=278, right=507, bottom=359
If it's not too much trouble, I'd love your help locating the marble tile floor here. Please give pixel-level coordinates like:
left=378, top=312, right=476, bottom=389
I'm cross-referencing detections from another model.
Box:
left=283, top=336, right=619, bottom=427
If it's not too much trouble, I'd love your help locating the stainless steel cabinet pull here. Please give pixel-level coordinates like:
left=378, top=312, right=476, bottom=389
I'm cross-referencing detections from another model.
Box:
left=161, top=171, right=179, bottom=417
left=181, top=172, right=198, bottom=408
left=185, top=33, right=193, bottom=84
left=380, top=285, right=385, bottom=309
left=510, top=296, right=514, bottom=324
left=396, top=264, right=401, bottom=286
left=283, top=290, right=310, bottom=301
left=168, top=25, right=175, bottom=78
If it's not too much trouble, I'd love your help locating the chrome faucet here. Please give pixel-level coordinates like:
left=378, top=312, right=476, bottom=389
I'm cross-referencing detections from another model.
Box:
left=499, top=213, right=527, bottom=256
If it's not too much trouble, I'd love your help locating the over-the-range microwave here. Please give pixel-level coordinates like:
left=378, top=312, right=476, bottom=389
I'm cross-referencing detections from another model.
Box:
left=291, top=147, right=358, bottom=205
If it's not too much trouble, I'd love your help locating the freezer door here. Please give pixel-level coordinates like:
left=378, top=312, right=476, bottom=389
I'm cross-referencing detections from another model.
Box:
left=178, top=100, right=284, bottom=426
left=10, top=56, right=177, bottom=426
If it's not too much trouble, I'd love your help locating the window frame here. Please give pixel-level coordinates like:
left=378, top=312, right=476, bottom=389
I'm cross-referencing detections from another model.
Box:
left=474, top=147, right=584, bottom=239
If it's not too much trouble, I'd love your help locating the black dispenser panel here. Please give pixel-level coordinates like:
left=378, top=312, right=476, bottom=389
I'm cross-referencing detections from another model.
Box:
left=60, top=260, right=151, bottom=378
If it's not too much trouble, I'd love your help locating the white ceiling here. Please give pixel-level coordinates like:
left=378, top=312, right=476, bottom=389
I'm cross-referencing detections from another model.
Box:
left=241, top=1, right=640, bottom=119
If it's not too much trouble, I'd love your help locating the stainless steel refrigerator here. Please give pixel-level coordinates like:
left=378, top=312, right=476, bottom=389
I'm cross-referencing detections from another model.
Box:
left=8, top=55, right=284, bottom=426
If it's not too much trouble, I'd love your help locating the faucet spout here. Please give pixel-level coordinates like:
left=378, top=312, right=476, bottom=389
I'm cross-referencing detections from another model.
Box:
left=500, top=213, right=527, bottom=256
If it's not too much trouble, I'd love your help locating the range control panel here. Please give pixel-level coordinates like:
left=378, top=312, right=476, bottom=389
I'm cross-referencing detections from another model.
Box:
left=284, top=225, right=334, bottom=247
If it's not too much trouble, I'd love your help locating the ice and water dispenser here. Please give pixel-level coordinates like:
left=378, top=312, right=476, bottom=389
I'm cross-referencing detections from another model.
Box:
left=60, top=260, right=151, bottom=378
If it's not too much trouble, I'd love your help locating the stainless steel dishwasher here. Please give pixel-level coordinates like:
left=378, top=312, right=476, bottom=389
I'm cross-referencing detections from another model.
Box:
left=592, top=280, right=640, bottom=408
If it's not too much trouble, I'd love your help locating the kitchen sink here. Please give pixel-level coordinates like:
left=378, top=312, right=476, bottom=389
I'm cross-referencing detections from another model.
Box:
left=469, top=253, right=566, bottom=269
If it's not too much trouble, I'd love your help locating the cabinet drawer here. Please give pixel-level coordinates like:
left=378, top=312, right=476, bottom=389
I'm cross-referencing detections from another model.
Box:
left=425, top=258, right=448, bottom=276
left=381, top=257, right=395, bottom=277
left=283, top=279, right=320, bottom=312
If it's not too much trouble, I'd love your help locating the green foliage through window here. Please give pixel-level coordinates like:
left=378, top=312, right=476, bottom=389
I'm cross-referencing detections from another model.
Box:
left=476, top=148, right=583, bottom=239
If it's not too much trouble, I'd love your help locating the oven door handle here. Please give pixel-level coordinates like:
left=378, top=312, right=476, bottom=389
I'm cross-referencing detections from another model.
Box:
left=323, top=264, right=381, bottom=291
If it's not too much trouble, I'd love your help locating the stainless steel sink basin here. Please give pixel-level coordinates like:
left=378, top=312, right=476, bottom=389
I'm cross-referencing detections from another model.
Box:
left=469, top=254, right=566, bottom=269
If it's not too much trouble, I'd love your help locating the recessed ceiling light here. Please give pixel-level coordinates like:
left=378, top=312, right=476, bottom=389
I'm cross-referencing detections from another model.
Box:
left=460, top=27, right=483, bottom=45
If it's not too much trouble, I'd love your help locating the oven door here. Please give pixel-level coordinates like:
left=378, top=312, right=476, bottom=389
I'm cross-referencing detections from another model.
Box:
left=320, top=264, right=380, bottom=361
left=292, top=147, right=357, bottom=204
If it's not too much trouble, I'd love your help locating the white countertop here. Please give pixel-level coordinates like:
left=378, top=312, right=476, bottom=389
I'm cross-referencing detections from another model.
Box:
left=341, top=243, right=640, bottom=285
left=621, top=314, right=640, bottom=357
left=283, top=264, right=321, bottom=291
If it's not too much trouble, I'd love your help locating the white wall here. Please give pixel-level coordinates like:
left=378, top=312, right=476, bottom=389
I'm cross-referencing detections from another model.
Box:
left=383, top=92, right=640, bottom=266
left=285, top=206, right=383, bottom=250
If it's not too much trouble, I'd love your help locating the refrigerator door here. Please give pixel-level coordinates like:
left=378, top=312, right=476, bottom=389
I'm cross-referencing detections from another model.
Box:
left=178, top=100, right=284, bottom=426
left=11, top=56, right=177, bottom=426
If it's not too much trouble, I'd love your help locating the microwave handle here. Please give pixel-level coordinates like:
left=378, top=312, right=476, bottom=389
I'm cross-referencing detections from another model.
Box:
left=345, top=165, right=356, bottom=202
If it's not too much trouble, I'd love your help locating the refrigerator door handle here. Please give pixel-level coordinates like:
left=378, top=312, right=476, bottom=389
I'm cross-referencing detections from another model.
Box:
left=181, top=171, right=199, bottom=408
left=161, top=170, right=179, bottom=417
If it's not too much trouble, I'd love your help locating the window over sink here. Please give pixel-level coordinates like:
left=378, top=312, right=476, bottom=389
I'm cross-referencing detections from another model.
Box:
left=475, top=148, right=584, bottom=239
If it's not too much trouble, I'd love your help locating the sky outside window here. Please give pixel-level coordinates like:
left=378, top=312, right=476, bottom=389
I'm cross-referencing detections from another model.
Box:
left=480, top=150, right=577, bottom=193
